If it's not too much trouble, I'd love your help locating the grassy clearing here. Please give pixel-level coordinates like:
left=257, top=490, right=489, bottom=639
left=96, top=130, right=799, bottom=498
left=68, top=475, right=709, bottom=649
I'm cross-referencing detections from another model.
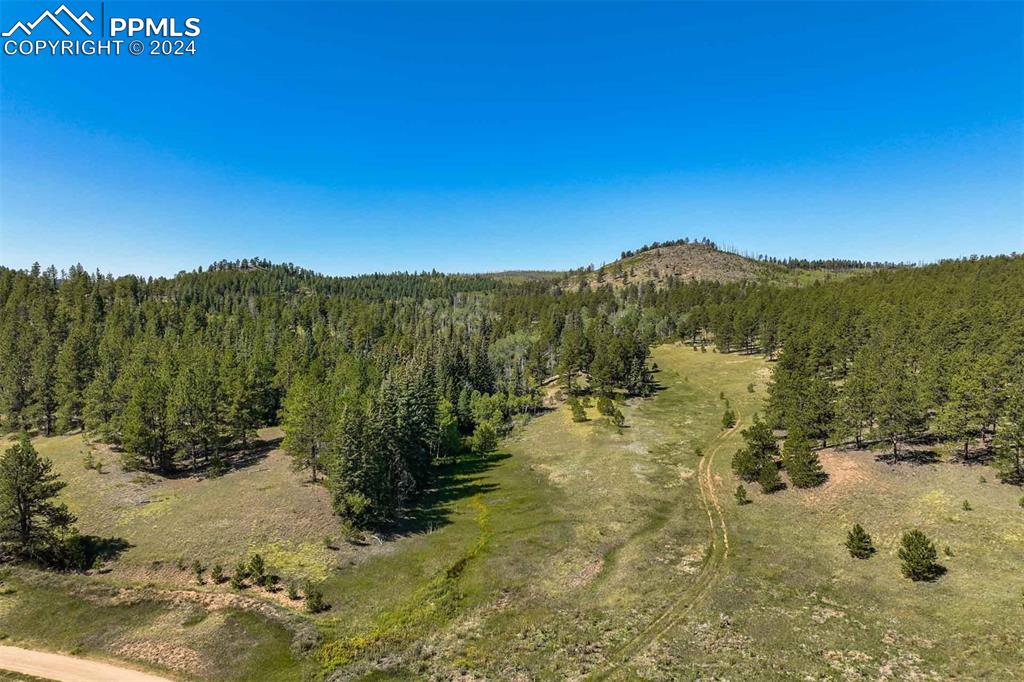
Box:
left=29, top=427, right=365, bottom=586
left=309, top=344, right=767, bottom=678
left=627, top=382, right=1024, bottom=679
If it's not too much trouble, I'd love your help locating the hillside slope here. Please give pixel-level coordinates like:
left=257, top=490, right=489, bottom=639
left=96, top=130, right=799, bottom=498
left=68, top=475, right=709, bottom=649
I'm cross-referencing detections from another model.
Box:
left=570, top=242, right=770, bottom=289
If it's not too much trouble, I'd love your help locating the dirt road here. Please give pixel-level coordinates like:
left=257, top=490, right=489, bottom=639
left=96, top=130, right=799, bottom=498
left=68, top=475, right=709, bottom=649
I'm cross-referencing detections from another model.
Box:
left=0, top=645, right=172, bottom=682
left=588, top=419, right=740, bottom=680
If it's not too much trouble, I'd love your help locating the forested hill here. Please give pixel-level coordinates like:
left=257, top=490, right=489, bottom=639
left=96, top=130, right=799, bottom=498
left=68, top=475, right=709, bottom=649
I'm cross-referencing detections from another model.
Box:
left=1, top=250, right=1022, bottom=538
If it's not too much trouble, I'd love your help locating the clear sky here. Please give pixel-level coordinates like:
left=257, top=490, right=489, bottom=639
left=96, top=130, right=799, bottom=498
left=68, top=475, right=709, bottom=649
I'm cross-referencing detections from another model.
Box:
left=1, top=1, right=1021, bottom=276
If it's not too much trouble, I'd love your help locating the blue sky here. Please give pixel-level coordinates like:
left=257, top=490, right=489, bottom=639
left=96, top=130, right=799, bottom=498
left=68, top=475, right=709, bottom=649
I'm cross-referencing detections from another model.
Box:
left=1, top=1, right=1021, bottom=276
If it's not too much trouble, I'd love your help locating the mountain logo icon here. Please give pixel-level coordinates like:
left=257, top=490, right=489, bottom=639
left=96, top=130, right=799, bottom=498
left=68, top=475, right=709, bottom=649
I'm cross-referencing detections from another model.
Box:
left=3, top=4, right=94, bottom=37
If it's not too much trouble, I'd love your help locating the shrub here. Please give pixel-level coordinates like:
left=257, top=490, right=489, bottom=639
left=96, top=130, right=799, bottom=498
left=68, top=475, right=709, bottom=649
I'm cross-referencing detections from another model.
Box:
left=961, top=500, right=971, bottom=511
left=596, top=396, right=615, bottom=416
left=734, top=485, right=750, bottom=505
left=248, top=554, right=266, bottom=580
left=287, top=580, right=301, bottom=600
left=747, top=383, right=755, bottom=393
left=609, top=408, right=625, bottom=428
left=722, top=407, right=737, bottom=429
left=569, top=398, right=587, bottom=423
left=694, top=445, right=703, bottom=458
left=230, top=560, right=248, bottom=589
left=899, top=529, right=942, bottom=581
left=191, top=560, right=205, bottom=584
left=208, top=452, right=228, bottom=478
left=211, top=564, right=225, bottom=584
left=844, top=524, right=874, bottom=559
left=470, top=421, right=499, bottom=454
left=304, top=583, right=328, bottom=613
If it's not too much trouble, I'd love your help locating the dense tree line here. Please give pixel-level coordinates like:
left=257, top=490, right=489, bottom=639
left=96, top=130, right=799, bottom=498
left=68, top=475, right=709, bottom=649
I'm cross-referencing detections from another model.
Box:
left=2, top=251, right=1021, bottom=533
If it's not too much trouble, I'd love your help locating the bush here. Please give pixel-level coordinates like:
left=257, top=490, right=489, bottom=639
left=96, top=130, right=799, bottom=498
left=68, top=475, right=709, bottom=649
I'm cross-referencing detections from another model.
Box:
left=304, top=583, right=328, bottom=613
left=569, top=398, right=587, bottom=423
left=287, top=580, right=301, bottom=600
left=609, top=407, right=625, bottom=428
left=248, top=553, right=266, bottom=580
left=747, top=383, right=755, bottom=393
left=899, top=529, right=942, bottom=581
left=844, top=524, right=874, bottom=559
left=694, top=445, right=704, bottom=458
left=734, top=485, right=750, bottom=505
left=596, top=396, right=615, bottom=416
left=191, top=560, right=205, bottom=584
left=211, top=564, right=225, bottom=584
left=230, top=560, right=248, bottom=589
left=961, top=500, right=972, bottom=511
left=207, top=452, right=228, bottom=477
left=722, top=407, right=737, bottom=429
left=470, top=421, right=499, bottom=454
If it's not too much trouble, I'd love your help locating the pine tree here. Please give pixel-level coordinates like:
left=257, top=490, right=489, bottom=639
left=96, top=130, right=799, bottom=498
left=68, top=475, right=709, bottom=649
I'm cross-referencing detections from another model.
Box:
left=734, top=484, right=750, bottom=505
left=0, top=433, right=77, bottom=562
left=166, top=348, right=221, bottom=471
left=898, top=529, right=942, bottom=581
left=993, top=372, right=1024, bottom=483
left=435, top=398, right=462, bottom=459
left=844, top=523, right=874, bottom=559
left=281, top=373, right=333, bottom=483
left=731, top=446, right=761, bottom=482
left=28, top=333, right=58, bottom=436
left=731, top=414, right=778, bottom=481
left=55, top=325, right=94, bottom=433
left=220, top=352, right=261, bottom=449
left=873, top=348, right=925, bottom=464
left=934, top=360, right=986, bottom=460
left=783, top=431, right=827, bottom=488
left=122, top=370, right=171, bottom=472
left=758, top=458, right=784, bottom=493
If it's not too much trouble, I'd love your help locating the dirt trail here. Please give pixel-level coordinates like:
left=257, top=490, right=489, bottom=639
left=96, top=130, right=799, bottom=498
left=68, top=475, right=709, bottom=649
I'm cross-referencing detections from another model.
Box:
left=0, top=645, right=173, bottom=682
left=589, top=420, right=740, bottom=680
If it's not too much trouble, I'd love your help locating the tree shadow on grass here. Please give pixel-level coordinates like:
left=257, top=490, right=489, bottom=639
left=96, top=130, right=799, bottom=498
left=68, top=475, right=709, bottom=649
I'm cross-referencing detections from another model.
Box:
left=386, top=451, right=509, bottom=538
left=61, top=534, right=132, bottom=572
left=873, top=449, right=940, bottom=466
left=227, top=434, right=282, bottom=472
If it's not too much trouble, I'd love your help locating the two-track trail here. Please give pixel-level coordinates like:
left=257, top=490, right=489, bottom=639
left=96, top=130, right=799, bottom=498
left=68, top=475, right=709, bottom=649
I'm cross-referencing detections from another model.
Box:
left=588, top=419, right=740, bottom=681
